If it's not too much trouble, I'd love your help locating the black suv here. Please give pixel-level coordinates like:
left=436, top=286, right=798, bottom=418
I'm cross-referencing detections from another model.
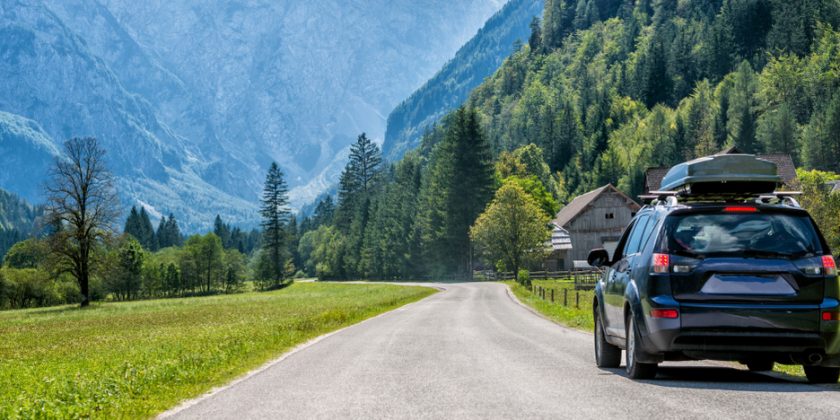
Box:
left=588, top=155, right=840, bottom=383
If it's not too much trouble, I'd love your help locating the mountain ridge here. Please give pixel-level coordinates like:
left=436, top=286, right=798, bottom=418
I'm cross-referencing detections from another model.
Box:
left=0, top=0, right=508, bottom=229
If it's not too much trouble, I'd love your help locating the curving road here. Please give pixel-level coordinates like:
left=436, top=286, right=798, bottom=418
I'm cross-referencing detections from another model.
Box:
left=164, top=282, right=840, bottom=419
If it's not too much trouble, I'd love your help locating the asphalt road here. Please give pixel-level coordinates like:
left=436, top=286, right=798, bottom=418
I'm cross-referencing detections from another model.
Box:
left=165, top=282, right=840, bottom=419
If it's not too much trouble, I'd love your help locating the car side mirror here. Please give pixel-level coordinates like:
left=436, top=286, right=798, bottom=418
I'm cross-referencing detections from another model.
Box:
left=587, top=248, right=611, bottom=268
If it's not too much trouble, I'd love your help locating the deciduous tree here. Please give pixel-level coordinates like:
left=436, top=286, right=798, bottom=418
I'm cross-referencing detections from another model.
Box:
left=45, top=137, right=119, bottom=307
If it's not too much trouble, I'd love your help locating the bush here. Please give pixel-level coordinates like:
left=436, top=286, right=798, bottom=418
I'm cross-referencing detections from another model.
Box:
left=517, top=269, right=531, bottom=287
left=0, top=268, right=64, bottom=309
left=3, top=239, right=50, bottom=269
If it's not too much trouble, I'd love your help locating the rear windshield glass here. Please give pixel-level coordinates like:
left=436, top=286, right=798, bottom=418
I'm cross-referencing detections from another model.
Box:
left=664, top=212, right=822, bottom=258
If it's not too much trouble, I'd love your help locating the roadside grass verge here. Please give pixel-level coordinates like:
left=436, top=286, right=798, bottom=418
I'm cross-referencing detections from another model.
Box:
left=505, top=279, right=594, bottom=331
left=0, top=282, right=436, bottom=418
left=504, top=279, right=829, bottom=382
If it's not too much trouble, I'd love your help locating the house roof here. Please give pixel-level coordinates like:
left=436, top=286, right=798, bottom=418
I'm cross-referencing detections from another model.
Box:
left=643, top=167, right=670, bottom=194
left=758, top=154, right=797, bottom=185
left=552, top=184, right=640, bottom=228
left=549, top=226, right=573, bottom=251
left=644, top=152, right=798, bottom=193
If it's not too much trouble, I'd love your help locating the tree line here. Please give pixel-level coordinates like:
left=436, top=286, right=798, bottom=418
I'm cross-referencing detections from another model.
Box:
left=1, top=138, right=297, bottom=309
left=295, top=111, right=554, bottom=281
left=294, top=0, right=840, bottom=281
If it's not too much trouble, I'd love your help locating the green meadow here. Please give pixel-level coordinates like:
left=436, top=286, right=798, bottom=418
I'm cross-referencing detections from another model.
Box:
left=0, top=282, right=435, bottom=419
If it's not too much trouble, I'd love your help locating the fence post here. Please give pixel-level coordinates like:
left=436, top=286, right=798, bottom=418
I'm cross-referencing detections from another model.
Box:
left=576, top=291, right=580, bottom=308
left=551, top=289, right=554, bottom=303
left=564, top=289, right=568, bottom=306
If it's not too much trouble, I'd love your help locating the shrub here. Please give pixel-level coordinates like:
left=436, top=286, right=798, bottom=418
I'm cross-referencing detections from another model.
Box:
left=0, top=268, right=63, bottom=309
left=517, top=269, right=531, bottom=287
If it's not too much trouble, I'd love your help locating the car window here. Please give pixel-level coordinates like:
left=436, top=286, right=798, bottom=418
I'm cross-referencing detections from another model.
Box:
left=665, top=212, right=822, bottom=258
left=611, top=219, right=636, bottom=262
left=623, top=215, right=650, bottom=256
left=637, top=215, right=659, bottom=253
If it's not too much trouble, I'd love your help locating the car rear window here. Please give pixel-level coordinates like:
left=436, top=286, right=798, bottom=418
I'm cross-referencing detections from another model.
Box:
left=663, top=212, right=822, bottom=258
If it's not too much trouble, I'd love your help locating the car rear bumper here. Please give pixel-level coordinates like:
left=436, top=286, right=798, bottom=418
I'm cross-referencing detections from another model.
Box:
left=638, top=297, right=840, bottom=366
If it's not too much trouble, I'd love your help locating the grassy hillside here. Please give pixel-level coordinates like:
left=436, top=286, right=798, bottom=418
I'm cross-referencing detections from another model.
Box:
left=0, top=282, right=435, bottom=418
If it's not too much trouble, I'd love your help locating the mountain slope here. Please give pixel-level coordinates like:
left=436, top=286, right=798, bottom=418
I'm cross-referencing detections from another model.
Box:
left=0, top=0, right=258, bottom=230
left=383, top=0, right=544, bottom=161
left=0, top=0, right=508, bottom=228
left=0, top=111, right=60, bottom=204
left=95, top=0, right=508, bottom=207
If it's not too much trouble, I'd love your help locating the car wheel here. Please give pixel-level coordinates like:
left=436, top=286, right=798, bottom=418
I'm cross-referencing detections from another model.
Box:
left=803, top=366, right=840, bottom=384
left=745, top=360, right=774, bottom=372
left=625, top=314, right=658, bottom=380
left=594, top=307, right=621, bottom=368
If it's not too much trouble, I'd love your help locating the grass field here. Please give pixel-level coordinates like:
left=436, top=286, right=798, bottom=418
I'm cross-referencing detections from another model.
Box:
left=0, top=282, right=436, bottom=419
left=504, top=279, right=831, bottom=382
left=505, top=279, right=595, bottom=331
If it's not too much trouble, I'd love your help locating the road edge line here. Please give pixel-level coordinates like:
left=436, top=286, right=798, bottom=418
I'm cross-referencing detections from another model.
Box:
left=502, top=283, right=590, bottom=337
left=157, top=284, right=443, bottom=419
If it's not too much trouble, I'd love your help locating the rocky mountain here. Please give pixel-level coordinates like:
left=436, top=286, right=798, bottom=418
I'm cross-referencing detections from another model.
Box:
left=383, top=0, right=544, bottom=161
left=0, top=0, right=507, bottom=229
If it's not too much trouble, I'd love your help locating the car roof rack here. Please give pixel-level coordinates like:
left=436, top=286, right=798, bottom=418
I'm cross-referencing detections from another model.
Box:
left=639, top=190, right=802, bottom=208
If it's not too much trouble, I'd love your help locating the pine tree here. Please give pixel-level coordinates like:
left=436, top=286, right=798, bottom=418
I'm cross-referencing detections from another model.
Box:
left=419, top=107, right=495, bottom=279
left=727, top=61, right=759, bottom=152
left=287, top=214, right=301, bottom=271
left=138, top=208, right=156, bottom=251
left=332, top=134, right=383, bottom=277
left=163, top=214, right=183, bottom=248
left=757, top=103, right=799, bottom=159
left=349, top=133, right=382, bottom=194
left=124, top=206, right=140, bottom=239
left=542, top=0, right=568, bottom=51
left=213, top=215, right=231, bottom=248
left=259, top=162, right=291, bottom=286
left=529, top=16, right=542, bottom=53
left=803, top=93, right=840, bottom=172
left=155, top=217, right=167, bottom=248
left=312, top=196, right=335, bottom=228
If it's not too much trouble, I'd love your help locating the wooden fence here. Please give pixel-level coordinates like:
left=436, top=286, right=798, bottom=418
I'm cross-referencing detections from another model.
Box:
left=527, top=283, right=594, bottom=308
left=481, top=270, right=601, bottom=290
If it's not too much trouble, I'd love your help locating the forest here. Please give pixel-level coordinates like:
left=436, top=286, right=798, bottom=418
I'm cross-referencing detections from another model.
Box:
left=294, top=0, right=840, bottom=280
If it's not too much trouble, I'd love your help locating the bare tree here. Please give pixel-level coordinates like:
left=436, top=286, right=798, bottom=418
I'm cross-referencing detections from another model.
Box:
left=45, top=137, right=119, bottom=307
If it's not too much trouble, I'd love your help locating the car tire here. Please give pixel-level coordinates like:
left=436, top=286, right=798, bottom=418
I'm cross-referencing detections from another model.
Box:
left=625, top=314, right=658, bottom=380
left=594, top=307, right=621, bottom=368
left=803, top=366, right=840, bottom=384
left=745, top=360, right=774, bottom=372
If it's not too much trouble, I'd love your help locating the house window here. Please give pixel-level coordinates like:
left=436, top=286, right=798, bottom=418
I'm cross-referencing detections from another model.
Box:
left=605, top=213, right=615, bottom=219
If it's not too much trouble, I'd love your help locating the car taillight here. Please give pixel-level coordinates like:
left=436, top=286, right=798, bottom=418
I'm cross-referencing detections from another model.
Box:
left=651, top=309, right=679, bottom=319
left=723, top=206, right=758, bottom=213
left=822, top=311, right=839, bottom=321
left=652, top=253, right=669, bottom=273
left=823, top=255, right=837, bottom=276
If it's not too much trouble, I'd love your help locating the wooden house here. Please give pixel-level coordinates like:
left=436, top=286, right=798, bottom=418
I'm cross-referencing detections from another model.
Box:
left=545, top=184, right=640, bottom=270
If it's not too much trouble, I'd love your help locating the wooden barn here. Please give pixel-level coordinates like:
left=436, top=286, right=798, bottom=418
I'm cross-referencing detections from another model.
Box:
left=545, top=184, right=640, bottom=270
